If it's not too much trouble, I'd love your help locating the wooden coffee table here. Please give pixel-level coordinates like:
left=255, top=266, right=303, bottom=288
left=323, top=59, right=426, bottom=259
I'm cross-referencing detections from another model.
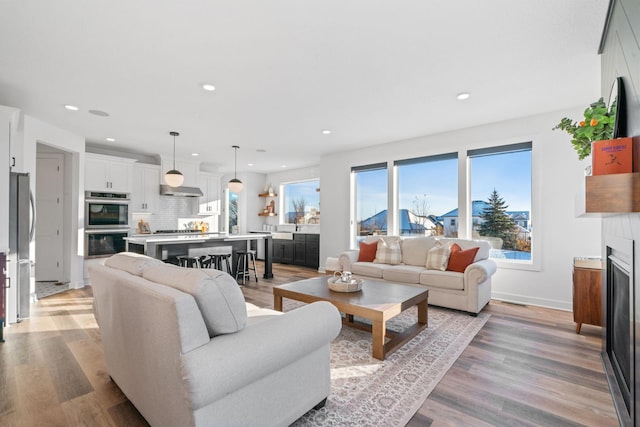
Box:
left=273, top=277, right=429, bottom=360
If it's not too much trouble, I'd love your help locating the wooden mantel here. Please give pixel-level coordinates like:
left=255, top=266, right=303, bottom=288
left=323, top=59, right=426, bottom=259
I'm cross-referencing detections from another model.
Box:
left=585, top=173, right=640, bottom=212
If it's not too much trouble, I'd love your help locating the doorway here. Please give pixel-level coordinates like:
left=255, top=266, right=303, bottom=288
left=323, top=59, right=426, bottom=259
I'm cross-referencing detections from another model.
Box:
left=35, top=145, right=69, bottom=298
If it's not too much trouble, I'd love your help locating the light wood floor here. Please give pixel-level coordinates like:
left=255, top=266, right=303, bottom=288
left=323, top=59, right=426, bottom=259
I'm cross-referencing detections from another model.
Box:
left=0, top=262, right=618, bottom=426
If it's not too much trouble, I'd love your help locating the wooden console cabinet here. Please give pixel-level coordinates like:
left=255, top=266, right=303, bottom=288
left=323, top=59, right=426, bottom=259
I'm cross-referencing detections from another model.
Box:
left=572, top=259, right=603, bottom=334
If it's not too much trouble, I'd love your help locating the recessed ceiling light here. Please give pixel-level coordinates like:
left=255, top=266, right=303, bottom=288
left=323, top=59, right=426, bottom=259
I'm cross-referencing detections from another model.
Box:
left=105, top=137, right=115, bottom=142
left=248, top=163, right=254, bottom=167
left=256, top=149, right=267, bottom=153
left=281, top=165, right=287, bottom=168
left=202, top=84, right=216, bottom=91
left=456, top=92, right=470, bottom=100
left=321, top=129, right=331, bottom=135
left=64, top=105, right=79, bottom=111
left=191, top=153, right=199, bottom=157
left=89, top=109, right=110, bottom=117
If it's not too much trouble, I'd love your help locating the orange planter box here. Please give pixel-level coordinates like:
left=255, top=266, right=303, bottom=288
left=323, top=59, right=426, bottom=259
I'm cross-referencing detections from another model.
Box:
left=592, top=137, right=637, bottom=175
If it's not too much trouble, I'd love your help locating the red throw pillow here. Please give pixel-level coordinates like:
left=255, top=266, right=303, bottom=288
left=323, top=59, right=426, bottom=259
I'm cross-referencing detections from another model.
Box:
left=450, top=243, right=462, bottom=254
left=358, top=240, right=378, bottom=262
left=447, top=246, right=479, bottom=273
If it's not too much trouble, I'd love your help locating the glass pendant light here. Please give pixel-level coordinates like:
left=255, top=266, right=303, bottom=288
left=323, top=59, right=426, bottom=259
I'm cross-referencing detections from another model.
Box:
left=228, top=145, right=243, bottom=193
left=164, top=131, right=184, bottom=187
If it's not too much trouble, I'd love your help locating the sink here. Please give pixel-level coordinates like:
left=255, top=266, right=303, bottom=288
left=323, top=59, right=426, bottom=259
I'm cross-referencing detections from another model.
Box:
left=272, top=232, right=294, bottom=240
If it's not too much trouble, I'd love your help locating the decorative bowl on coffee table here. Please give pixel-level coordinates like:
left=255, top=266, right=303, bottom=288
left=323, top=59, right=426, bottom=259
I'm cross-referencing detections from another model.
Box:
left=328, top=276, right=363, bottom=292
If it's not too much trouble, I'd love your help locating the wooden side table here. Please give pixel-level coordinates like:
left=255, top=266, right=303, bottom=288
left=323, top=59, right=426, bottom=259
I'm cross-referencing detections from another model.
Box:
left=572, top=258, right=603, bottom=334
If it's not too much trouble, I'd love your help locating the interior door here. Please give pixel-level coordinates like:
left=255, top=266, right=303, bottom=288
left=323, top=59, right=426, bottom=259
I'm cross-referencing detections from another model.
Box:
left=35, top=154, right=64, bottom=281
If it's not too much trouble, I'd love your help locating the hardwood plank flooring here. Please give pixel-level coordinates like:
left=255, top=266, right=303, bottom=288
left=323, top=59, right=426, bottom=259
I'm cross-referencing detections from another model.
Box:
left=0, top=262, right=618, bottom=426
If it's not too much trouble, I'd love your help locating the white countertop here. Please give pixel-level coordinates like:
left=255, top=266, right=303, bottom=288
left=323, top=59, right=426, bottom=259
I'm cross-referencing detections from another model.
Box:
left=125, top=232, right=271, bottom=245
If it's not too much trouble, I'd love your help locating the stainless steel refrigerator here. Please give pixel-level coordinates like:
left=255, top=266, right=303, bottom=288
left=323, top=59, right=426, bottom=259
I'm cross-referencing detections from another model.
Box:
left=9, top=172, right=35, bottom=321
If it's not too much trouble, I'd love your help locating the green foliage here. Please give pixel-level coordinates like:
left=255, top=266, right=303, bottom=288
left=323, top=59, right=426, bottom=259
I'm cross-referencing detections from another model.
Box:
left=478, top=189, right=517, bottom=250
left=552, top=98, right=615, bottom=160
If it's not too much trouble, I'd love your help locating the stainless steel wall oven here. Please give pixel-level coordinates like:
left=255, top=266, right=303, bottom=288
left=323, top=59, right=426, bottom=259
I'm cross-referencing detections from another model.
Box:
left=84, top=191, right=129, bottom=258
left=85, top=191, right=130, bottom=229
left=84, top=229, right=129, bottom=258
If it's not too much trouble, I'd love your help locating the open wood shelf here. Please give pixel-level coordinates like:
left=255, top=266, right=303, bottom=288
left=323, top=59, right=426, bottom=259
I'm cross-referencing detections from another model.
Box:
left=258, top=193, right=277, bottom=197
left=258, top=212, right=277, bottom=217
left=585, top=173, right=640, bottom=212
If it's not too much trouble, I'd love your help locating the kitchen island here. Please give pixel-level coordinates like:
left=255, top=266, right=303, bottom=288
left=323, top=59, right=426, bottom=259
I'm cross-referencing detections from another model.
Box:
left=124, top=232, right=273, bottom=279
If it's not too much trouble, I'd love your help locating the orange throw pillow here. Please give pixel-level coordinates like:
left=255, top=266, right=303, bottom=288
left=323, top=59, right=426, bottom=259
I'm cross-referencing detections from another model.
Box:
left=358, top=240, right=378, bottom=262
left=447, top=246, right=479, bottom=273
left=450, top=243, right=462, bottom=254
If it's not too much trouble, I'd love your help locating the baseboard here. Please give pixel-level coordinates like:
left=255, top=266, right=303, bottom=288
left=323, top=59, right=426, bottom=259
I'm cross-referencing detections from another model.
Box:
left=491, top=291, right=572, bottom=312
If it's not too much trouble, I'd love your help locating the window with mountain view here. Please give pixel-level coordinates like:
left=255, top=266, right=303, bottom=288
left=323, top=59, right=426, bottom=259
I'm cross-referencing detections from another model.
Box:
left=353, top=163, right=388, bottom=239
left=396, top=153, right=458, bottom=237
left=281, top=179, right=320, bottom=225
left=469, top=142, right=532, bottom=261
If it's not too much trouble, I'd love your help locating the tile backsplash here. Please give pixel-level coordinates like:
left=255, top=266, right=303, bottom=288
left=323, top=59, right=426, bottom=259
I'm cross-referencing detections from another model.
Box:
left=133, top=196, right=199, bottom=232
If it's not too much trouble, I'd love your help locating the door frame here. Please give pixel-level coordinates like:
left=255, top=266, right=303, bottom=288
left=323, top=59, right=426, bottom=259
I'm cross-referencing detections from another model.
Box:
left=36, top=145, right=71, bottom=284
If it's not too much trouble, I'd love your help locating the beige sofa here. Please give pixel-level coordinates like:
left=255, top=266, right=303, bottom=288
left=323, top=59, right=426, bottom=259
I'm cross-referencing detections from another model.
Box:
left=90, top=252, right=341, bottom=427
left=338, top=236, right=497, bottom=314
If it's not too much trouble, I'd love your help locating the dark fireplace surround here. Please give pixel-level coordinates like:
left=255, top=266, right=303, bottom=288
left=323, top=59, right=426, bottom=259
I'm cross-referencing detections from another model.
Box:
left=603, top=235, right=635, bottom=427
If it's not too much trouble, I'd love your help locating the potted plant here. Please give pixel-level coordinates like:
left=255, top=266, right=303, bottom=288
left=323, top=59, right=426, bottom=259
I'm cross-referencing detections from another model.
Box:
left=553, top=97, right=615, bottom=160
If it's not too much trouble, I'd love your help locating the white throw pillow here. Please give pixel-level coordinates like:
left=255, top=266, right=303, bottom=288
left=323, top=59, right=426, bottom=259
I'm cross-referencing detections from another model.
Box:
left=143, top=264, right=247, bottom=337
left=426, top=241, right=451, bottom=271
left=374, top=238, right=403, bottom=265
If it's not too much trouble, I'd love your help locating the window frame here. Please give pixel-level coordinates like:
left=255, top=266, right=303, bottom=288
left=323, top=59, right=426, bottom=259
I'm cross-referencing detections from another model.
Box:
left=279, top=178, right=321, bottom=225
left=348, top=142, right=539, bottom=271
left=466, top=141, right=538, bottom=271
left=394, top=153, right=458, bottom=238
left=350, top=162, right=389, bottom=248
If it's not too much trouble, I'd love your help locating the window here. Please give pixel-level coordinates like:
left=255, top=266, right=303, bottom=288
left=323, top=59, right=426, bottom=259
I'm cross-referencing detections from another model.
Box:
left=281, top=179, right=320, bottom=224
left=352, top=163, right=388, bottom=240
left=227, top=190, right=238, bottom=233
left=469, top=142, right=532, bottom=262
left=396, top=154, right=457, bottom=237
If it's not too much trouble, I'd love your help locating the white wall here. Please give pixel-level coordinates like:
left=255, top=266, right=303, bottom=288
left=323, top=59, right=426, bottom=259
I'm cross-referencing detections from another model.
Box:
left=319, top=109, right=601, bottom=311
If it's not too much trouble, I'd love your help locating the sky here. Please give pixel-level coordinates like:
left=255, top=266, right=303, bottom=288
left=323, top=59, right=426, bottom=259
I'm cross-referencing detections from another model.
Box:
left=282, top=179, right=320, bottom=214
left=357, top=150, right=532, bottom=221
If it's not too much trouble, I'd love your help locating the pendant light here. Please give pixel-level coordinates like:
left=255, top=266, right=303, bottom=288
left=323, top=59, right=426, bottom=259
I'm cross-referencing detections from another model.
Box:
left=228, top=145, right=243, bottom=193
left=164, top=131, right=184, bottom=187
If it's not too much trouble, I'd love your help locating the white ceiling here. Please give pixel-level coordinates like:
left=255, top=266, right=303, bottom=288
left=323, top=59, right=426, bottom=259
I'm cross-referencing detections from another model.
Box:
left=0, top=0, right=609, bottom=174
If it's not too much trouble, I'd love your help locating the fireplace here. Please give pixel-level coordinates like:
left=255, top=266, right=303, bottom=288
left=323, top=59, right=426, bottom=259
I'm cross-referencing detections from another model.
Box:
left=603, top=235, right=634, bottom=426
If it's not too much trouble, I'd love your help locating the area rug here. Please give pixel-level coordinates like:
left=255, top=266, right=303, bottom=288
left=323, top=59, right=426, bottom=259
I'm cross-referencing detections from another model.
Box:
left=282, top=301, right=490, bottom=426
left=35, top=280, right=70, bottom=299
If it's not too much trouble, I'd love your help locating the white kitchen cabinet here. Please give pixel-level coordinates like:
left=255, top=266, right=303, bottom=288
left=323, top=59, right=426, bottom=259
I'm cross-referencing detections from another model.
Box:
left=85, top=153, right=135, bottom=192
left=131, top=163, right=160, bottom=213
left=197, top=172, right=221, bottom=215
left=161, top=156, right=199, bottom=187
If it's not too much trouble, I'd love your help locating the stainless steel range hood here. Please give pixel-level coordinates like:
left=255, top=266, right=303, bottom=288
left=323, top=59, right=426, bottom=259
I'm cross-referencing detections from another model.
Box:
left=159, top=184, right=204, bottom=197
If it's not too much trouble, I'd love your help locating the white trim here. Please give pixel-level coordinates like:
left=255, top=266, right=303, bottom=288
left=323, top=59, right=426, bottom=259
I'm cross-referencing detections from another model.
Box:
left=491, top=292, right=572, bottom=312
